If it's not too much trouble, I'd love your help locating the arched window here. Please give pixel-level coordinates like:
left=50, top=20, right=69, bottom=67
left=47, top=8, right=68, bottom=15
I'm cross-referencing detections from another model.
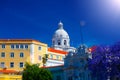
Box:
left=60, top=35, right=62, bottom=37
left=64, top=40, right=67, bottom=45
left=58, top=40, right=61, bottom=45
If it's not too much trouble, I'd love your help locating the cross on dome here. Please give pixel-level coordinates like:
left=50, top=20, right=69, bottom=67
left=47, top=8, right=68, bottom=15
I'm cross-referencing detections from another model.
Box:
left=58, top=21, right=63, bottom=29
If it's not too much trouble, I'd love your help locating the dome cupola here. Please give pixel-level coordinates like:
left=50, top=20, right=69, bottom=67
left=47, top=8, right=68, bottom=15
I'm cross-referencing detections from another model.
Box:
left=52, top=21, right=70, bottom=50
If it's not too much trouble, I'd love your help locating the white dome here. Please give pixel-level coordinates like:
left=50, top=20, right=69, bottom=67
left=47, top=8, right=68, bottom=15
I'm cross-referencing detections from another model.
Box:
left=51, top=21, right=76, bottom=52
left=53, top=21, right=69, bottom=39
left=52, top=21, right=71, bottom=51
left=54, top=29, right=69, bottom=38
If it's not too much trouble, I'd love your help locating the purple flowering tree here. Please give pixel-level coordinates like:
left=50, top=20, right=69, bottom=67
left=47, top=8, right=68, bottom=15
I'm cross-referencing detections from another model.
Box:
left=88, top=42, right=120, bottom=80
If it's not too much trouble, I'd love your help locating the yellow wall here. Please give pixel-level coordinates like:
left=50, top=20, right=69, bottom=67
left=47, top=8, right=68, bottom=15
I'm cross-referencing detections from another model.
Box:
left=0, top=39, right=47, bottom=71
left=32, top=42, right=47, bottom=66
left=0, top=74, right=22, bottom=80
left=0, top=44, right=30, bottom=71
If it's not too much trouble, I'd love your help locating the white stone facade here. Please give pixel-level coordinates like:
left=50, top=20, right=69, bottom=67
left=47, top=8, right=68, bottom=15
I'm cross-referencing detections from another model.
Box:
left=46, top=59, right=64, bottom=66
left=64, top=45, right=91, bottom=80
left=30, top=44, right=34, bottom=63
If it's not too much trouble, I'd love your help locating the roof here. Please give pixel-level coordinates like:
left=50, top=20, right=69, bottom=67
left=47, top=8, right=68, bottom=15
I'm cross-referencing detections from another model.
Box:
left=0, top=69, right=18, bottom=74
left=53, top=21, right=69, bottom=39
left=89, top=46, right=98, bottom=52
left=0, top=39, right=47, bottom=46
left=0, top=39, right=39, bottom=42
left=54, top=29, right=69, bottom=39
left=48, top=48, right=68, bottom=54
left=41, top=65, right=64, bottom=68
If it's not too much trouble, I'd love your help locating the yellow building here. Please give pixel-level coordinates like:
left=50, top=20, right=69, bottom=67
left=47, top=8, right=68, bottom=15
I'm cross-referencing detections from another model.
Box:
left=0, top=69, right=22, bottom=80
left=46, top=48, right=68, bottom=66
left=0, top=39, right=47, bottom=71
left=0, top=75, right=22, bottom=80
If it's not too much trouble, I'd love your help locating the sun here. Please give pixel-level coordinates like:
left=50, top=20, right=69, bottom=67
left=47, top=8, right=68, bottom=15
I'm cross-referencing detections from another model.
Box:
left=109, top=0, right=120, bottom=8
left=104, top=0, right=120, bottom=14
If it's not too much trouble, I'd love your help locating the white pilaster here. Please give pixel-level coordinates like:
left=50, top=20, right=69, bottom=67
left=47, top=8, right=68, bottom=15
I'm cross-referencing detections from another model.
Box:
left=30, top=44, right=34, bottom=63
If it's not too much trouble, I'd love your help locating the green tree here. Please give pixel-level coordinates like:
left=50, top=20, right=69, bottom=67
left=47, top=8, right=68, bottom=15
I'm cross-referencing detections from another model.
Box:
left=42, top=54, right=48, bottom=66
left=22, top=63, right=52, bottom=80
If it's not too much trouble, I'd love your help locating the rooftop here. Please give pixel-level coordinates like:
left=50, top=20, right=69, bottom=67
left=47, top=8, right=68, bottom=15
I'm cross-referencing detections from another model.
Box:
left=48, top=48, right=68, bottom=54
left=0, top=69, right=18, bottom=74
left=0, top=39, right=47, bottom=46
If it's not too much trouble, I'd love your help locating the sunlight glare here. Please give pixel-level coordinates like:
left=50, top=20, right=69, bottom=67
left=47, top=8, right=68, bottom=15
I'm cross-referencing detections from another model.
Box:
left=109, top=0, right=120, bottom=10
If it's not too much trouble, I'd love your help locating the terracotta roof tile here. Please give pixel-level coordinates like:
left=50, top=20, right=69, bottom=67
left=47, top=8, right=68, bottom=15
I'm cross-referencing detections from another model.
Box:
left=48, top=48, right=68, bottom=54
left=41, top=65, right=64, bottom=68
left=0, top=69, right=18, bottom=74
left=0, top=39, right=40, bottom=42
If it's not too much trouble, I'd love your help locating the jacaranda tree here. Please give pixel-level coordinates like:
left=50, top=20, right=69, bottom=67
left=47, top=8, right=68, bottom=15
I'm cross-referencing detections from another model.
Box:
left=88, top=42, right=120, bottom=80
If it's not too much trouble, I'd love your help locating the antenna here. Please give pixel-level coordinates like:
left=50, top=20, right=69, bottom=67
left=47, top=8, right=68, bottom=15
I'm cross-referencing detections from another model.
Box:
left=80, top=21, right=85, bottom=44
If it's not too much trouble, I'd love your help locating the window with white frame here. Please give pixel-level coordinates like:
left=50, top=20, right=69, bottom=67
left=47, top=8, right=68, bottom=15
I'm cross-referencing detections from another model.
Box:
left=20, top=44, right=24, bottom=49
left=20, top=52, right=24, bottom=58
left=10, top=62, right=14, bottom=68
left=38, top=46, right=42, bottom=50
left=2, top=44, right=5, bottom=49
left=11, top=44, right=14, bottom=49
left=16, top=44, right=19, bottom=49
left=50, top=54, right=53, bottom=59
left=56, top=55, right=59, bottom=60
left=0, top=62, right=5, bottom=68
left=19, top=62, right=24, bottom=68
left=25, top=45, right=28, bottom=49
left=1, top=52, right=5, bottom=58
left=10, top=52, right=14, bottom=58
left=38, top=56, right=41, bottom=61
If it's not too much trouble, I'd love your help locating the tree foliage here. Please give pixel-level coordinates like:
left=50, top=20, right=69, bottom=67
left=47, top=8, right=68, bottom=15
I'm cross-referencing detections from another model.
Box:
left=22, top=63, right=52, bottom=80
left=42, top=54, right=48, bottom=66
left=88, top=42, right=120, bottom=80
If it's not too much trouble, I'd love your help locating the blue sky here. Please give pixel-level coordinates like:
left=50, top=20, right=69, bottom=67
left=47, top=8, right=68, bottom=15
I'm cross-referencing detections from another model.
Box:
left=0, top=0, right=120, bottom=47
